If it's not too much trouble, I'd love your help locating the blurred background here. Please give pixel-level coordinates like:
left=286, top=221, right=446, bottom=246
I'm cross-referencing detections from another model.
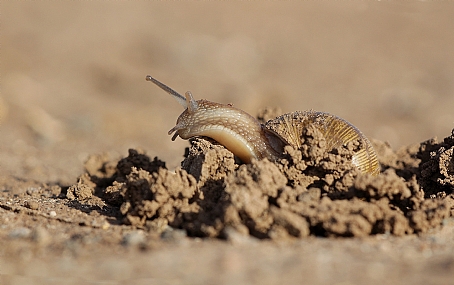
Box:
left=1, top=2, right=454, bottom=179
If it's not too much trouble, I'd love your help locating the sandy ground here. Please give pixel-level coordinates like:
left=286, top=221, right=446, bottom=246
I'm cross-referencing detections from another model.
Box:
left=1, top=2, right=454, bottom=284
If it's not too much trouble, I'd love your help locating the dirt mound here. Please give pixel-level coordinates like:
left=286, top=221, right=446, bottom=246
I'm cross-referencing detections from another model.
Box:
left=67, top=117, right=454, bottom=239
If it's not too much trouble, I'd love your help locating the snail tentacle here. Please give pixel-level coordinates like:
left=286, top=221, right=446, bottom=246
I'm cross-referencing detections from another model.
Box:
left=184, top=91, right=198, bottom=114
left=146, top=75, right=187, bottom=108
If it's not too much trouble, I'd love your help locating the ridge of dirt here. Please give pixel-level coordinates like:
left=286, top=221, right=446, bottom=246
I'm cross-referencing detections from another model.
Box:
left=64, top=112, right=454, bottom=240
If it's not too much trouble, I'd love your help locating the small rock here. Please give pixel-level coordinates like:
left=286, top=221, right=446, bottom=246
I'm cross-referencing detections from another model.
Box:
left=50, top=185, right=62, bottom=197
left=24, top=200, right=39, bottom=210
left=26, top=187, right=41, bottom=196
left=49, top=211, right=57, bottom=217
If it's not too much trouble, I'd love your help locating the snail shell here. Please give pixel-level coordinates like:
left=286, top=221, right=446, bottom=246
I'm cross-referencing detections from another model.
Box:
left=146, top=75, right=380, bottom=176
left=264, top=111, right=380, bottom=176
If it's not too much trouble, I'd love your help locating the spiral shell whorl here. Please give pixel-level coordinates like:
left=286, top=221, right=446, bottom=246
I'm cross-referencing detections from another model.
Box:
left=265, top=111, right=380, bottom=176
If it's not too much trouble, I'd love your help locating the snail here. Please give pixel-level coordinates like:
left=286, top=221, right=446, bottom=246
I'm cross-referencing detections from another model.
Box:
left=146, top=75, right=380, bottom=176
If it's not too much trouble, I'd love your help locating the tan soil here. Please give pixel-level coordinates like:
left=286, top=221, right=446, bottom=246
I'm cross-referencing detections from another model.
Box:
left=2, top=2, right=454, bottom=285
left=66, top=112, right=453, bottom=240
left=1, top=119, right=454, bottom=284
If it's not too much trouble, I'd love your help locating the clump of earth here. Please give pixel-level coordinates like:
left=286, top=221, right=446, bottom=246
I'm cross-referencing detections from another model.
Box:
left=66, top=108, right=454, bottom=240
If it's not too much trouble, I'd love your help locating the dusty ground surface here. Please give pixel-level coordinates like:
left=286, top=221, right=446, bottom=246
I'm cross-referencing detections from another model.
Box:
left=2, top=2, right=454, bottom=285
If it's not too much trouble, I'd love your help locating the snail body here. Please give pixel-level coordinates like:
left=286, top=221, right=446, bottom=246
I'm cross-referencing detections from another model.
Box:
left=146, top=75, right=380, bottom=176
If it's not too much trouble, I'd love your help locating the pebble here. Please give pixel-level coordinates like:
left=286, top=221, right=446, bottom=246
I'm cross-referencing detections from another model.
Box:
left=49, top=211, right=57, bottom=217
left=24, top=200, right=39, bottom=210
left=26, top=187, right=41, bottom=196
